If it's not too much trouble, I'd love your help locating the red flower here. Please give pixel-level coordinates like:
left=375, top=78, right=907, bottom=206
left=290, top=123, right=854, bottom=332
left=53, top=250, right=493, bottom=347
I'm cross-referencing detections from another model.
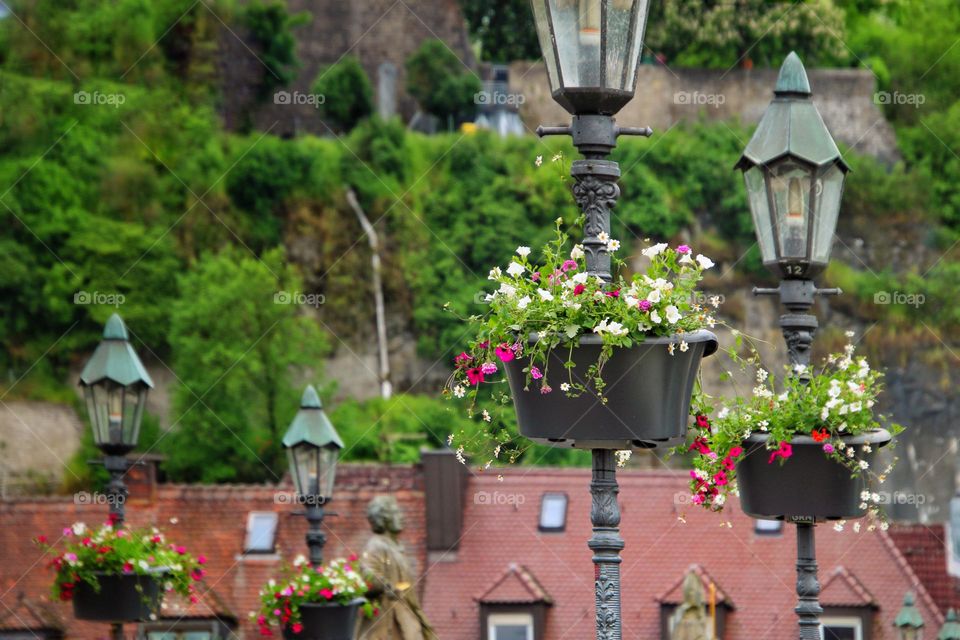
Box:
left=721, top=457, right=736, bottom=471
left=688, top=437, right=711, bottom=455
left=292, top=623, right=303, bottom=634
left=811, top=428, right=830, bottom=443
left=198, top=555, right=207, bottom=565
left=348, top=553, right=358, bottom=562
left=713, top=471, right=729, bottom=486
left=466, top=368, right=485, bottom=385
left=729, top=446, right=743, bottom=458
left=768, top=442, right=793, bottom=464
left=605, top=289, right=620, bottom=298
left=123, top=562, right=134, bottom=573
left=36, top=535, right=47, bottom=544
left=695, top=414, right=710, bottom=430
left=573, top=284, right=586, bottom=296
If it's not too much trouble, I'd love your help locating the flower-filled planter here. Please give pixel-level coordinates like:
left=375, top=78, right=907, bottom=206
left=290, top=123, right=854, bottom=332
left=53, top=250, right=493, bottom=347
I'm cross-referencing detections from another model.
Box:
left=254, top=556, right=372, bottom=639
left=506, top=331, right=717, bottom=448
left=736, top=429, right=891, bottom=520
left=682, top=336, right=901, bottom=524
left=37, top=520, right=207, bottom=623
left=448, top=222, right=719, bottom=454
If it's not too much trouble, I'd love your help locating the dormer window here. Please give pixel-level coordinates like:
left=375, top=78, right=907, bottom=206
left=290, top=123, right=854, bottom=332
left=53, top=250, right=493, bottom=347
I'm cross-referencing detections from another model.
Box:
left=539, top=493, right=567, bottom=532
left=244, top=512, right=278, bottom=554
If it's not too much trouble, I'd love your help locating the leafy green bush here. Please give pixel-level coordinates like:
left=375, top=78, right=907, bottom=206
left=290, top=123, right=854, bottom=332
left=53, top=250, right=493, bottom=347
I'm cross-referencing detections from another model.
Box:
left=241, top=0, right=310, bottom=102
left=312, top=56, right=373, bottom=133
left=405, top=39, right=481, bottom=128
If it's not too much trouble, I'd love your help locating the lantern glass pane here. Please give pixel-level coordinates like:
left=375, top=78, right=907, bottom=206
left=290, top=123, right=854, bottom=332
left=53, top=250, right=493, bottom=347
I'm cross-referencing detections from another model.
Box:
left=290, top=444, right=319, bottom=498
left=811, top=163, right=844, bottom=264
left=549, top=0, right=602, bottom=89
left=318, top=446, right=339, bottom=499
left=744, top=166, right=776, bottom=263
left=531, top=0, right=561, bottom=91
left=769, top=163, right=813, bottom=261
left=606, top=0, right=649, bottom=92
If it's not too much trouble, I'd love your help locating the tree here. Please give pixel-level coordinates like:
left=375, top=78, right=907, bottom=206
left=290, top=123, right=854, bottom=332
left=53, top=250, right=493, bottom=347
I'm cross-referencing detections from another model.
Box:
left=242, top=0, right=310, bottom=103
left=162, top=247, right=329, bottom=483
left=405, top=39, right=481, bottom=129
left=312, top=56, right=374, bottom=133
left=460, top=0, right=540, bottom=63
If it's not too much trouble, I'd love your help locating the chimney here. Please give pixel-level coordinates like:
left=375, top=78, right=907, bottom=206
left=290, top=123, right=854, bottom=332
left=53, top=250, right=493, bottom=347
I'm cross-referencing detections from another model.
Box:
left=125, top=454, right=164, bottom=505
left=421, top=449, right=467, bottom=553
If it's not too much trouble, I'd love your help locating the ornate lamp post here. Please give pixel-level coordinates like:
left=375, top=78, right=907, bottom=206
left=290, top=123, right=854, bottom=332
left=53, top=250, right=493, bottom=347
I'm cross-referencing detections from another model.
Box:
left=79, top=313, right=154, bottom=528
left=282, top=384, right=343, bottom=568
left=894, top=592, right=925, bottom=640
left=531, top=2, right=653, bottom=638
left=737, top=52, right=846, bottom=640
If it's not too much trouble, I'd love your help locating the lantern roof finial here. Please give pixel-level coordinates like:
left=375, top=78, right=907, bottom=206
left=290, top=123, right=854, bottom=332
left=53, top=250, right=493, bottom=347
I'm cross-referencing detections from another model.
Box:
left=80, top=314, right=154, bottom=388
left=895, top=591, right=925, bottom=629
left=775, top=51, right=812, bottom=96
left=940, top=609, right=960, bottom=640
left=283, top=385, right=343, bottom=450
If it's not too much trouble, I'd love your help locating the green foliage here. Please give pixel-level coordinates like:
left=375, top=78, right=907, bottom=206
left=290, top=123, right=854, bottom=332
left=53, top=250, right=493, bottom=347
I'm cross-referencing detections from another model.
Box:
left=461, top=0, right=540, bottom=63
left=162, top=247, right=329, bottom=483
left=312, top=56, right=374, bottom=133
left=405, top=39, right=481, bottom=128
left=242, top=0, right=310, bottom=102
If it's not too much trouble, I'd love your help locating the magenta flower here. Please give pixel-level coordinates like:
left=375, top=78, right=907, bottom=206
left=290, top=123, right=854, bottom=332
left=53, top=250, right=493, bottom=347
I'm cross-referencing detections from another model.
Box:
left=713, top=471, right=729, bottom=486
left=638, top=299, right=652, bottom=311
left=481, top=362, right=497, bottom=375
left=495, top=343, right=515, bottom=362
left=573, top=284, right=586, bottom=296
left=454, top=352, right=472, bottom=367
left=466, top=368, right=485, bottom=385
left=729, top=446, right=744, bottom=458
left=823, top=443, right=835, bottom=453
left=561, top=259, right=578, bottom=272
left=530, top=366, right=543, bottom=380
left=605, top=289, right=620, bottom=298
left=677, top=245, right=691, bottom=254
left=768, top=442, right=793, bottom=464
left=531, top=272, right=541, bottom=282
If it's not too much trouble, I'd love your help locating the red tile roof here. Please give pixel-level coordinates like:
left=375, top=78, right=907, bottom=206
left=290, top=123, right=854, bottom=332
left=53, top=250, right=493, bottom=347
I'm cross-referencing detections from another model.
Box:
left=889, top=523, right=960, bottom=615
left=423, top=467, right=942, bottom=640
left=657, top=564, right=733, bottom=607
left=478, top=564, right=553, bottom=605
left=820, top=566, right=876, bottom=607
left=0, top=592, right=64, bottom=632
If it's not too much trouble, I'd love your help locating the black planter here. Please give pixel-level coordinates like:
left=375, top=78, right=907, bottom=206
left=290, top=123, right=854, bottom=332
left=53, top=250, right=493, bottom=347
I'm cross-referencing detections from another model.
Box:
left=736, top=429, right=892, bottom=520
left=73, top=572, right=163, bottom=622
left=283, top=599, right=364, bottom=640
left=504, top=330, right=718, bottom=449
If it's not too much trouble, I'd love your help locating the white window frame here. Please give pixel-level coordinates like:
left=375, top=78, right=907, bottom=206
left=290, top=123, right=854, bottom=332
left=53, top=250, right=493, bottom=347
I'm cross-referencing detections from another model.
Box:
left=244, top=511, right=278, bottom=553
left=487, top=612, right=534, bottom=640
left=820, top=616, right=863, bottom=640
left=539, top=492, right=568, bottom=532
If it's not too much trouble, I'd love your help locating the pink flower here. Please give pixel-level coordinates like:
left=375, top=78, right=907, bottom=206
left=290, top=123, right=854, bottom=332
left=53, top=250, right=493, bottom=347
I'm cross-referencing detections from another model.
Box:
left=769, top=442, right=793, bottom=464
left=605, top=289, right=620, bottom=298
left=561, top=259, right=578, bottom=272
left=530, top=367, right=543, bottom=380
left=531, top=272, right=540, bottom=282
left=721, top=457, right=736, bottom=471
left=198, top=555, right=207, bottom=565
left=454, top=352, right=472, bottom=367
left=729, top=446, right=744, bottom=458
left=823, top=443, right=835, bottom=454
left=692, top=494, right=705, bottom=505
left=638, top=299, right=651, bottom=311
left=540, top=385, right=552, bottom=394
left=480, top=362, right=497, bottom=375
left=466, top=368, right=485, bottom=386
left=64, top=553, right=77, bottom=563
left=713, top=471, right=729, bottom=486
left=677, top=245, right=691, bottom=254
left=495, top=344, right=515, bottom=362
left=292, top=623, right=303, bottom=634
left=273, top=609, right=282, bottom=617
left=573, top=284, right=586, bottom=296
left=62, top=528, right=72, bottom=537
left=320, top=589, right=334, bottom=600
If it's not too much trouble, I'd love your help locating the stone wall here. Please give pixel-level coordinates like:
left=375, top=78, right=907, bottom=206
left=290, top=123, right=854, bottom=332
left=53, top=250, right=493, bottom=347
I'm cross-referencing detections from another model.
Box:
left=511, top=61, right=899, bottom=163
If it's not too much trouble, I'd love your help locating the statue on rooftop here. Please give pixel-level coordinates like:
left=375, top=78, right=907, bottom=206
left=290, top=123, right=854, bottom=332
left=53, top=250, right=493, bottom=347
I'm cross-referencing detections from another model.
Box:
left=358, top=495, right=437, bottom=640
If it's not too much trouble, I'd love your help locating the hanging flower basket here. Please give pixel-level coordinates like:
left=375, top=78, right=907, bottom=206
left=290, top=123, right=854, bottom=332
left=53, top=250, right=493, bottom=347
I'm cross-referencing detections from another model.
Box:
left=282, top=598, right=365, bottom=640
left=505, top=331, right=718, bottom=449
left=737, top=429, right=892, bottom=520
left=73, top=572, right=163, bottom=622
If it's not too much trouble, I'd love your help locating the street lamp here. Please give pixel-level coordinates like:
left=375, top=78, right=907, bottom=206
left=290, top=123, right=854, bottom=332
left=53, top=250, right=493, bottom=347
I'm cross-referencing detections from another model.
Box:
left=79, top=313, right=154, bottom=528
left=940, top=610, right=960, bottom=640
left=894, top=592, right=925, bottom=640
left=738, top=53, right=845, bottom=640
left=531, top=2, right=652, bottom=638
left=282, top=384, right=343, bottom=567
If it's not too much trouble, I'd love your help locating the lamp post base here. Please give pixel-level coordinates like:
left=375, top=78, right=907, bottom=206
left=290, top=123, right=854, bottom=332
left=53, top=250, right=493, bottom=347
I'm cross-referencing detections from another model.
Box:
left=589, top=449, right=623, bottom=640
left=795, top=520, right=823, bottom=639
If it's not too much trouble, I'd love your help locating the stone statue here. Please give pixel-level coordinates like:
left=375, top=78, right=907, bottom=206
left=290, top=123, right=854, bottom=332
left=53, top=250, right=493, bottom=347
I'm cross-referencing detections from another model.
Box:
left=671, top=571, right=710, bottom=640
left=358, top=496, right=437, bottom=640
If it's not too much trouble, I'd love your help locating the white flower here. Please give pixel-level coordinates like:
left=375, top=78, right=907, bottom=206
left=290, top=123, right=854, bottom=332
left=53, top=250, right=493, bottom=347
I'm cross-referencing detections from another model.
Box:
left=571, top=245, right=585, bottom=260
left=642, top=243, right=668, bottom=258
left=845, top=330, right=856, bottom=338
left=756, top=368, right=769, bottom=383
left=695, top=254, right=715, bottom=269
left=488, top=267, right=502, bottom=280
left=625, top=295, right=640, bottom=308
left=138, top=560, right=150, bottom=570
left=793, top=364, right=807, bottom=375
left=668, top=342, right=676, bottom=356
left=506, top=262, right=525, bottom=277
left=537, top=289, right=554, bottom=301
left=535, top=155, right=543, bottom=167
left=709, top=295, right=721, bottom=308
left=594, top=318, right=627, bottom=336
left=758, top=420, right=769, bottom=432
left=293, top=555, right=307, bottom=567
left=453, top=385, right=465, bottom=398
left=820, top=407, right=830, bottom=420
left=615, top=450, right=632, bottom=467
left=665, top=305, right=681, bottom=324
left=516, top=246, right=531, bottom=257
left=834, top=522, right=844, bottom=532
left=650, top=310, right=662, bottom=324
left=560, top=383, right=570, bottom=392
left=517, top=296, right=531, bottom=309
left=482, top=410, right=491, bottom=423
left=679, top=340, right=689, bottom=352
left=598, top=231, right=610, bottom=243
left=679, top=254, right=694, bottom=265
left=646, top=289, right=661, bottom=304
left=607, top=239, right=621, bottom=252
left=859, top=460, right=869, bottom=470
left=572, top=271, right=589, bottom=284
left=498, top=283, right=516, bottom=298
left=72, top=523, right=87, bottom=536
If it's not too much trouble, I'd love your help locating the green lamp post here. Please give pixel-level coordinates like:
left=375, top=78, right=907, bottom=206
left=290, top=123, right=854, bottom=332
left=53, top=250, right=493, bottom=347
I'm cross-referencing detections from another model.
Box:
left=78, top=313, right=154, bottom=528
left=282, top=385, right=344, bottom=567
left=940, top=610, right=960, bottom=640
left=895, top=592, right=925, bottom=640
